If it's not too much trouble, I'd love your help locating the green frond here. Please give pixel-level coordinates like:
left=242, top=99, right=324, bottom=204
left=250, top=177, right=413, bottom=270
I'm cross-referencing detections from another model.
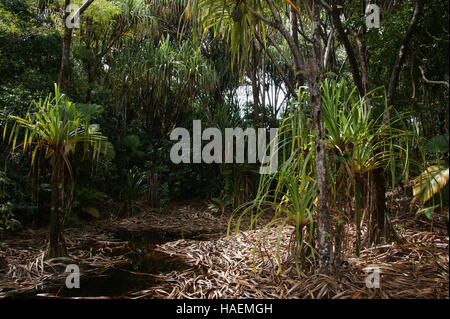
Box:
left=2, top=84, right=109, bottom=175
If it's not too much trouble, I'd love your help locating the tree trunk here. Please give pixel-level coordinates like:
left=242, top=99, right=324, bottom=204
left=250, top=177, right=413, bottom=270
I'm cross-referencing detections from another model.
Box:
left=325, top=3, right=366, bottom=97
left=249, top=45, right=260, bottom=125
left=309, top=60, right=332, bottom=272
left=58, top=0, right=73, bottom=94
left=368, top=168, right=386, bottom=244
left=58, top=0, right=96, bottom=94
left=309, top=0, right=332, bottom=274
left=148, top=167, right=160, bottom=209
left=46, top=155, right=67, bottom=259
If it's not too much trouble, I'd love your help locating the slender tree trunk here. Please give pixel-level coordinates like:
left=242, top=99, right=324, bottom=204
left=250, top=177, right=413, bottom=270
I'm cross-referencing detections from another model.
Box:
left=249, top=45, right=260, bottom=125
left=368, top=169, right=386, bottom=244
left=264, top=0, right=306, bottom=86
left=148, top=165, right=160, bottom=209
left=325, top=4, right=365, bottom=97
left=58, top=0, right=96, bottom=93
left=310, top=0, right=332, bottom=274
left=58, top=0, right=73, bottom=94
left=46, top=154, right=67, bottom=259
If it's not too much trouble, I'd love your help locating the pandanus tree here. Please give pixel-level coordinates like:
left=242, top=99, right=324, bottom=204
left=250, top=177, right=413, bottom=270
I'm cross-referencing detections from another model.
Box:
left=186, top=0, right=431, bottom=274
left=321, top=79, right=412, bottom=255
left=230, top=80, right=413, bottom=274
left=3, top=85, right=107, bottom=258
left=187, top=0, right=335, bottom=273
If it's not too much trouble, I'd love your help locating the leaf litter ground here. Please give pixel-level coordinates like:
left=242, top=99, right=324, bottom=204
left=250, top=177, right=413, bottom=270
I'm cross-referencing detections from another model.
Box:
left=0, top=200, right=448, bottom=299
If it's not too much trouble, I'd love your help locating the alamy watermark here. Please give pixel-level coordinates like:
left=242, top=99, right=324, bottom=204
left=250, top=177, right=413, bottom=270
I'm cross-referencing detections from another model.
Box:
left=364, top=264, right=381, bottom=289
left=65, top=264, right=80, bottom=289
left=366, top=4, right=380, bottom=30
left=170, top=120, right=279, bottom=174
left=65, top=4, right=81, bottom=29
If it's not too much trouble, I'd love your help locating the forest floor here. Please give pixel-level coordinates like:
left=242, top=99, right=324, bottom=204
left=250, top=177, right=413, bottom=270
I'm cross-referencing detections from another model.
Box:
left=0, top=198, right=448, bottom=299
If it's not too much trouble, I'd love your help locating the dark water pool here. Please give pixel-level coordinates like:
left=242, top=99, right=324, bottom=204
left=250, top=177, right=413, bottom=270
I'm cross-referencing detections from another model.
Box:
left=55, top=250, right=189, bottom=298
left=8, top=235, right=190, bottom=299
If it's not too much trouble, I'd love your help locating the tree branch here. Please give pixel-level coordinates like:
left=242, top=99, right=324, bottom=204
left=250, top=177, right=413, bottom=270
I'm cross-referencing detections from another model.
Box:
left=387, top=0, right=425, bottom=106
left=247, top=7, right=277, bottom=28
left=321, top=1, right=365, bottom=96
left=75, top=0, right=95, bottom=17
left=264, top=0, right=305, bottom=79
left=419, top=66, right=449, bottom=88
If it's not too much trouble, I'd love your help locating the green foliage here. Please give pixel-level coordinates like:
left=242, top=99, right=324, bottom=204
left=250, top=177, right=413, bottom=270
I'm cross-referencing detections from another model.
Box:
left=186, top=0, right=264, bottom=71
left=3, top=85, right=108, bottom=167
left=1, top=84, right=109, bottom=246
left=229, top=95, right=317, bottom=273
left=366, top=0, right=448, bottom=141
left=425, top=135, right=449, bottom=155
left=71, top=186, right=107, bottom=220
left=0, top=201, right=22, bottom=231
left=417, top=205, right=438, bottom=221
left=223, top=164, right=258, bottom=209
left=159, top=182, right=170, bottom=210
left=109, top=36, right=217, bottom=141
left=208, top=195, right=233, bottom=216
left=322, top=79, right=411, bottom=176
left=0, top=0, right=447, bottom=251
left=186, top=0, right=298, bottom=72
left=120, top=166, right=148, bottom=216
left=411, top=132, right=449, bottom=217
left=230, top=80, right=414, bottom=272
left=0, top=0, right=60, bottom=100
left=122, top=135, right=145, bottom=160
left=80, top=0, right=122, bottom=24
left=0, top=172, right=22, bottom=231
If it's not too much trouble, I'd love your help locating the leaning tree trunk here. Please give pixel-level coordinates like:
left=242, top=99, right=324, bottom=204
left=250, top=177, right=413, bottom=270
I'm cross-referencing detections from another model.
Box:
left=46, top=155, right=68, bottom=259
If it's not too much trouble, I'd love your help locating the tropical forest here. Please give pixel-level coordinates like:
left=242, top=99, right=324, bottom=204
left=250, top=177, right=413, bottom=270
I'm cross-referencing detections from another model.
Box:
left=0, top=0, right=448, bottom=300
